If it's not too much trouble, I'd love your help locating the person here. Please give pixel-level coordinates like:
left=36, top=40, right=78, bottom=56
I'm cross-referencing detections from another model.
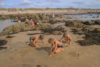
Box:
left=17, top=19, right=21, bottom=24
left=61, top=32, right=71, bottom=46
left=48, top=38, right=64, bottom=56
left=30, top=18, right=35, bottom=26
left=16, top=16, right=18, bottom=22
left=16, top=17, right=21, bottom=24
left=24, top=18, right=29, bottom=24
left=31, top=35, right=44, bottom=47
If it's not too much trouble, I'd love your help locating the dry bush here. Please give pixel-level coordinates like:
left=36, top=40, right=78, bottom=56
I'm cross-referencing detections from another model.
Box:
left=0, top=23, right=55, bottom=35
left=77, top=33, right=100, bottom=46
left=0, top=39, right=8, bottom=46
left=77, top=26, right=100, bottom=46
left=82, top=20, right=94, bottom=25
left=41, top=25, right=66, bottom=35
left=94, top=20, right=100, bottom=25
left=68, top=20, right=100, bottom=46
left=0, top=24, right=36, bottom=35
left=65, top=21, right=84, bottom=28
left=71, top=28, right=84, bottom=35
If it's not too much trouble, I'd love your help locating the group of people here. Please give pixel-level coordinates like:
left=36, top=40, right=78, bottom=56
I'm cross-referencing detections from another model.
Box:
left=16, top=16, right=72, bottom=56
left=28, top=32, right=71, bottom=56
left=16, top=17, right=38, bottom=26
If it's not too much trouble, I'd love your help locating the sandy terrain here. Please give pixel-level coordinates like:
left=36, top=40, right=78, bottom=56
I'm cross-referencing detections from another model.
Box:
left=0, top=9, right=100, bottom=15
left=0, top=27, right=100, bottom=67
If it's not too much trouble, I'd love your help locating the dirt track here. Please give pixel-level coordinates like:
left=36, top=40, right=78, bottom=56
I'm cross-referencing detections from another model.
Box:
left=0, top=27, right=100, bottom=67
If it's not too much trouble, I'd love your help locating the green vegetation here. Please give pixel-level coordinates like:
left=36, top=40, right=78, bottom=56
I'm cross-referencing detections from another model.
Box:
left=0, top=17, right=6, bottom=20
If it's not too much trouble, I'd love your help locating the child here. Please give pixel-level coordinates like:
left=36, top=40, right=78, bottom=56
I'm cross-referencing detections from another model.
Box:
left=31, top=35, right=44, bottom=47
left=24, top=18, right=29, bottom=24
left=16, top=16, right=18, bottom=21
left=48, top=38, right=64, bottom=56
left=61, top=32, right=71, bottom=46
left=30, top=18, right=35, bottom=26
left=18, top=19, right=21, bottom=24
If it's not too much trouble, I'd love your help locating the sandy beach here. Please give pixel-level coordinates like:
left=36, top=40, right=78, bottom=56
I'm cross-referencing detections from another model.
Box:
left=0, top=26, right=100, bottom=67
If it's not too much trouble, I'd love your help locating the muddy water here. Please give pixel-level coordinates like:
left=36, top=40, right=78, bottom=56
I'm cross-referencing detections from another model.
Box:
left=54, top=22, right=65, bottom=27
left=65, top=13, right=100, bottom=20
left=0, top=20, right=17, bottom=32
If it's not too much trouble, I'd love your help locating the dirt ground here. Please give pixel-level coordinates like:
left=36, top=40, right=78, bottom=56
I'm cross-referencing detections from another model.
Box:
left=0, top=27, right=100, bottom=67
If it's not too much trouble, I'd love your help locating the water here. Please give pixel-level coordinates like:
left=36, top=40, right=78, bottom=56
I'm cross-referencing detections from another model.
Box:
left=0, top=19, right=17, bottom=32
left=65, top=13, right=100, bottom=20
left=54, top=22, right=65, bottom=27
